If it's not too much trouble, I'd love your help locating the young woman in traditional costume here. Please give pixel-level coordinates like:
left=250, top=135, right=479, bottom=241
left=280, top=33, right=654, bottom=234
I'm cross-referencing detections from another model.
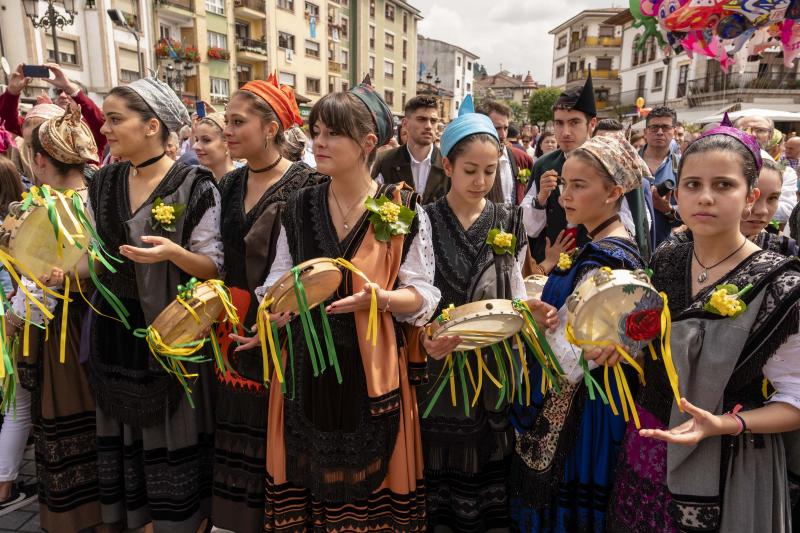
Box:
left=88, top=77, right=223, bottom=532
left=607, top=123, right=800, bottom=533
left=211, top=78, right=321, bottom=533
left=417, top=97, right=556, bottom=532
left=192, top=112, right=235, bottom=182
left=2, top=107, right=104, bottom=532
left=236, top=79, right=440, bottom=531
left=510, top=135, right=650, bottom=532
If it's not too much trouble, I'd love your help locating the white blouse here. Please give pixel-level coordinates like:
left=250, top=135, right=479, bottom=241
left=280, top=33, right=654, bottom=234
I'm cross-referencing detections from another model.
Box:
left=260, top=207, right=441, bottom=327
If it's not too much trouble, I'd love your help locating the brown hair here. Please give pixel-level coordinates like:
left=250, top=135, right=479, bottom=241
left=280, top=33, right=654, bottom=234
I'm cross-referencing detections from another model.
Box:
left=476, top=99, right=511, bottom=119
left=231, top=90, right=286, bottom=148
left=108, top=86, right=170, bottom=144
left=30, top=124, right=85, bottom=175
left=0, top=158, right=24, bottom=216
left=309, top=92, right=379, bottom=166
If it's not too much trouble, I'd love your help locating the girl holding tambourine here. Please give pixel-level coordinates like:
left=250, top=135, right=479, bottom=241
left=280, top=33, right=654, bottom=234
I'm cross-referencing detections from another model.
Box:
left=607, top=120, right=800, bottom=532
left=510, top=135, right=650, bottom=532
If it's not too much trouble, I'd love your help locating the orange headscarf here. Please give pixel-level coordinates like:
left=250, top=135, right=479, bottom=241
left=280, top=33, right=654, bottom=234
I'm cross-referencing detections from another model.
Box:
left=241, top=73, right=303, bottom=130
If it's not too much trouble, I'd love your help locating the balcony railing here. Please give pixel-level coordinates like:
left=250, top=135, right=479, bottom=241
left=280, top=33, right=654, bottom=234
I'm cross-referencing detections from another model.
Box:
left=157, top=0, right=193, bottom=11
left=567, top=69, right=619, bottom=83
left=236, top=37, right=267, bottom=55
left=687, top=71, right=800, bottom=107
left=234, top=0, right=265, bottom=11
left=569, top=35, right=622, bottom=52
left=328, top=60, right=342, bottom=73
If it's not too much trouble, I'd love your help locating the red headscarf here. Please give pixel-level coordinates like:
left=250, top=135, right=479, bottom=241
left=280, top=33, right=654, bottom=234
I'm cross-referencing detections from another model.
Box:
left=241, top=73, right=303, bottom=130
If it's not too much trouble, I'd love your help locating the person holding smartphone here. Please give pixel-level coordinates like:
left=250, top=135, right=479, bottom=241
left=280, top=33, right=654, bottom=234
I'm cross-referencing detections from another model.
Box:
left=0, top=63, right=107, bottom=158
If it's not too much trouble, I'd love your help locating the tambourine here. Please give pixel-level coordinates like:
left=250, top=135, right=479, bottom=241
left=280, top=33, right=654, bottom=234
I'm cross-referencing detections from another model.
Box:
left=2, top=195, right=89, bottom=280
left=524, top=275, right=548, bottom=301
left=150, top=281, right=228, bottom=346
left=566, top=268, right=663, bottom=349
left=427, top=299, right=524, bottom=351
left=265, top=258, right=343, bottom=314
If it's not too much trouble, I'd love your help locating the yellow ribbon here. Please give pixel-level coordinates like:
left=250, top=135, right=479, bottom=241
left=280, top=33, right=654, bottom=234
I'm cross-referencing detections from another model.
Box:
left=58, top=276, right=70, bottom=364
left=657, top=292, right=683, bottom=412
left=332, top=258, right=379, bottom=347
left=177, top=297, right=201, bottom=324
left=472, top=348, right=485, bottom=407
left=256, top=294, right=284, bottom=384
left=22, top=300, right=30, bottom=358
left=515, top=334, right=532, bottom=406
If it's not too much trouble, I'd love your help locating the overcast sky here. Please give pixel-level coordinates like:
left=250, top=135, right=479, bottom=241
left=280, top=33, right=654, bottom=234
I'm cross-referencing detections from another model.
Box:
left=416, top=0, right=625, bottom=86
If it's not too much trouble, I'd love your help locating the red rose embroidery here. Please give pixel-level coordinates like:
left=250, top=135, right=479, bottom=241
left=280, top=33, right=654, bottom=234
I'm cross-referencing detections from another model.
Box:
left=625, top=308, right=661, bottom=341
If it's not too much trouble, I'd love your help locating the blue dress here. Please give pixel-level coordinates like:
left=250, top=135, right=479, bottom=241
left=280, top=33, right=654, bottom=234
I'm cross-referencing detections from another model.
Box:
left=509, top=237, right=644, bottom=532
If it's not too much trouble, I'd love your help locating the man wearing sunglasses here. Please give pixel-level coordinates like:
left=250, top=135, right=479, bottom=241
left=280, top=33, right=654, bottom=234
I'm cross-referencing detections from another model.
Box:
left=640, top=105, right=681, bottom=247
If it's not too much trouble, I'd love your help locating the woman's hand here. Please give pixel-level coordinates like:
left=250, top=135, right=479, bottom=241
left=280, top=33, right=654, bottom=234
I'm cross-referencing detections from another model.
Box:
left=119, top=236, right=182, bottom=264
left=39, top=267, right=64, bottom=287
left=526, top=298, right=558, bottom=332
left=423, top=334, right=461, bottom=360
left=229, top=312, right=293, bottom=352
left=542, top=229, right=576, bottom=273
left=584, top=344, right=622, bottom=366
left=639, top=398, right=731, bottom=446
left=326, top=283, right=384, bottom=315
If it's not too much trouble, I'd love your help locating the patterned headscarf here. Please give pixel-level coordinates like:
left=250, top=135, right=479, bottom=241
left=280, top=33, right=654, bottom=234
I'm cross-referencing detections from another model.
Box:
left=24, top=103, right=64, bottom=123
left=199, top=112, right=226, bottom=133
left=38, top=104, right=99, bottom=164
left=572, top=135, right=650, bottom=192
left=127, top=77, right=190, bottom=133
left=241, top=73, right=303, bottom=130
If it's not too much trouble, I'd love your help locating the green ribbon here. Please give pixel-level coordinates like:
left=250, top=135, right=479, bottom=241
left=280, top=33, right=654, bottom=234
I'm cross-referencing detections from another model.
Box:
left=291, top=267, right=325, bottom=377
left=177, top=277, right=199, bottom=301
left=285, top=322, right=296, bottom=400
left=490, top=343, right=509, bottom=409
left=88, top=253, right=131, bottom=329
left=456, top=352, right=470, bottom=417
left=319, top=305, right=341, bottom=384
left=579, top=354, right=608, bottom=404
left=422, top=358, right=454, bottom=419
left=0, top=290, right=15, bottom=415
left=519, top=329, right=560, bottom=394
left=503, top=339, right=523, bottom=406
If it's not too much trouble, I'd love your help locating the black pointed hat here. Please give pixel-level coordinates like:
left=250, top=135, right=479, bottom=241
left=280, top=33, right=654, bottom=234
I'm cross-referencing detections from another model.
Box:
left=556, top=68, right=597, bottom=117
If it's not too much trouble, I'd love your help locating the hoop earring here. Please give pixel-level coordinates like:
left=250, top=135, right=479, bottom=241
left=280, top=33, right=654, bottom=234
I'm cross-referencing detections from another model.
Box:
left=742, top=207, right=752, bottom=220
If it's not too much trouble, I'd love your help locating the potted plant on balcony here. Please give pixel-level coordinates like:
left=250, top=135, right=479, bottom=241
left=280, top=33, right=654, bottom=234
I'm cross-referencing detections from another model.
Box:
left=184, top=45, right=201, bottom=63
left=155, top=38, right=183, bottom=59
left=208, top=47, right=230, bottom=60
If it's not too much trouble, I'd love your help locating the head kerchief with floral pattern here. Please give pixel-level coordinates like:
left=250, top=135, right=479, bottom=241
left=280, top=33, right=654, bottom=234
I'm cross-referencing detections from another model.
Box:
left=38, top=103, right=99, bottom=164
left=572, top=135, right=651, bottom=192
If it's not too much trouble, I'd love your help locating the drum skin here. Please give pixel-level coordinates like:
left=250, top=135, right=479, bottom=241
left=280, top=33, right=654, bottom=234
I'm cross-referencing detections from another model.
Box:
left=5, top=202, right=88, bottom=280
left=566, top=268, right=663, bottom=350
left=151, top=282, right=226, bottom=346
left=524, top=275, right=548, bottom=301
left=428, top=299, right=524, bottom=351
left=266, top=258, right=343, bottom=314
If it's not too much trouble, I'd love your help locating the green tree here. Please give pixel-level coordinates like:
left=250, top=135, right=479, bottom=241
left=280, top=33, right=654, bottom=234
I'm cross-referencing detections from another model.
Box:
left=528, top=87, right=562, bottom=125
left=503, top=100, right=527, bottom=126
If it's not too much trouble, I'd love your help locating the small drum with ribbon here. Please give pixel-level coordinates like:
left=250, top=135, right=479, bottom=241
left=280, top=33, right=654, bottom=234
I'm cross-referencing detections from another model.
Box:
left=428, top=299, right=524, bottom=351
left=524, top=275, right=548, bottom=301
left=264, top=258, right=343, bottom=314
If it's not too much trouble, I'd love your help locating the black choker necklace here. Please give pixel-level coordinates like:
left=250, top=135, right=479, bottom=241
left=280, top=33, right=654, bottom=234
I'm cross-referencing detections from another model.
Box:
left=588, top=214, right=621, bottom=239
left=248, top=154, right=282, bottom=174
left=131, top=152, right=166, bottom=175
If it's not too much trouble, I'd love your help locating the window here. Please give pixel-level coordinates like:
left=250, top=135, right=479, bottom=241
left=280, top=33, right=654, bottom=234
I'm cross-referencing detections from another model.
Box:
left=341, top=49, right=349, bottom=70
left=557, top=34, right=567, bottom=49
left=599, top=25, right=615, bottom=37
left=278, top=32, right=295, bottom=51
left=46, top=36, right=79, bottom=66
left=369, top=25, right=375, bottom=50
left=648, top=39, right=656, bottom=61
left=385, top=2, right=395, bottom=21
left=210, top=77, right=230, bottom=98
left=457, top=56, right=462, bottom=67
left=305, top=39, right=320, bottom=58
left=402, top=66, right=407, bottom=85
left=340, top=16, right=348, bottom=38
left=631, top=35, right=641, bottom=67
left=279, top=71, right=296, bottom=87
left=385, top=32, right=394, bottom=50
left=118, top=47, right=141, bottom=83
left=304, top=1, right=319, bottom=18
left=237, top=64, right=252, bottom=87
left=159, top=24, right=171, bottom=40
left=467, top=61, right=472, bottom=70
left=205, top=0, right=224, bottom=14
left=401, top=92, right=406, bottom=108
left=596, top=57, right=612, bottom=71
left=637, top=73, right=646, bottom=96
left=653, top=69, right=664, bottom=90
left=403, top=12, right=408, bottom=33
left=402, top=39, right=407, bottom=59
left=369, top=0, right=375, bottom=18
left=384, top=60, right=394, bottom=79
left=235, top=22, right=250, bottom=39
left=306, top=77, right=321, bottom=94
left=466, top=82, right=471, bottom=91
left=341, top=81, right=349, bottom=91
left=677, top=64, right=689, bottom=97
left=207, top=31, right=227, bottom=49
left=384, top=89, right=394, bottom=106
left=556, top=63, right=565, bottom=78
left=369, top=56, right=375, bottom=79
left=277, top=0, right=294, bottom=11
left=456, top=79, right=460, bottom=88
left=328, top=76, right=335, bottom=94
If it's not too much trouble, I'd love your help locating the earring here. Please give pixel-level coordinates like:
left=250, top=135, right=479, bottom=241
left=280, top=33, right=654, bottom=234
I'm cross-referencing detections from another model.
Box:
left=742, top=207, right=752, bottom=220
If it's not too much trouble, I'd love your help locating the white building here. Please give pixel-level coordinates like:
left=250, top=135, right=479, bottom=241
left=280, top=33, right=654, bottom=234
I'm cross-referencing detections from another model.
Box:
left=417, top=35, right=479, bottom=118
left=606, top=9, right=800, bottom=125
left=548, top=8, right=624, bottom=117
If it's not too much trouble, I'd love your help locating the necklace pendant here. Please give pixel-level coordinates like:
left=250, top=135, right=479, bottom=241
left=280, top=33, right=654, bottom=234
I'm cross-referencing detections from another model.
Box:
left=343, top=223, right=349, bottom=230
left=697, top=270, right=708, bottom=283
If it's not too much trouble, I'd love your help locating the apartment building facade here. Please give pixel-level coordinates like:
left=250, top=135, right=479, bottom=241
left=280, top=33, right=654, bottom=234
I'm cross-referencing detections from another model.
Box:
left=417, top=35, right=478, bottom=119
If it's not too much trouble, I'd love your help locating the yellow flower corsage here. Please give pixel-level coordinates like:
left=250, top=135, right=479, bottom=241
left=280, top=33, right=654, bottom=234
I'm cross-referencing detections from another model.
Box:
left=150, top=197, right=186, bottom=233
left=557, top=252, right=572, bottom=271
left=703, top=283, right=753, bottom=318
left=486, top=228, right=517, bottom=255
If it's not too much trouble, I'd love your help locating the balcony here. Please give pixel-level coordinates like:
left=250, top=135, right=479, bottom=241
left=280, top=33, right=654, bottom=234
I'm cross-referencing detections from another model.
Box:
left=569, top=35, right=622, bottom=53
left=234, top=0, right=265, bottom=19
left=686, top=72, right=800, bottom=108
left=236, top=37, right=267, bottom=60
left=567, top=68, right=619, bottom=83
left=328, top=60, right=342, bottom=74
left=156, top=0, right=193, bottom=11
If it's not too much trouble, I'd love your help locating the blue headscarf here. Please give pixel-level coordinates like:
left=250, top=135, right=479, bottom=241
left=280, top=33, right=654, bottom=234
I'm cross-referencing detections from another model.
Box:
left=440, top=95, right=499, bottom=157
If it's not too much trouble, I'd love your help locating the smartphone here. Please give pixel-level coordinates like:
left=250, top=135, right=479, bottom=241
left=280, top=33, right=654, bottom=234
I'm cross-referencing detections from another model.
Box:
left=22, top=65, right=50, bottom=78
left=564, top=226, right=578, bottom=251
left=196, top=101, right=206, bottom=118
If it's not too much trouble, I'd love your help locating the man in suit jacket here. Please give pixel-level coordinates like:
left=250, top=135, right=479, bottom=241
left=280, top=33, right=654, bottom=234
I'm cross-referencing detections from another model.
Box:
left=372, top=95, right=448, bottom=204
left=476, top=100, right=522, bottom=205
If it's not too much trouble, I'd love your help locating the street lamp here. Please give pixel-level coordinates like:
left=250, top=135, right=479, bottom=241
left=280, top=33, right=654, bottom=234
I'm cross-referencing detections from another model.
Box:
left=162, top=60, right=195, bottom=98
left=107, top=8, right=142, bottom=79
left=22, top=0, right=77, bottom=65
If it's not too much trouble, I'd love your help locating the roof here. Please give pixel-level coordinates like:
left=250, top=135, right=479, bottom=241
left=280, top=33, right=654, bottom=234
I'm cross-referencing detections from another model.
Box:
left=549, top=8, right=624, bottom=35
left=417, top=35, right=480, bottom=60
left=475, top=71, right=531, bottom=90
left=604, top=9, right=633, bottom=25
left=391, top=0, right=422, bottom=18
